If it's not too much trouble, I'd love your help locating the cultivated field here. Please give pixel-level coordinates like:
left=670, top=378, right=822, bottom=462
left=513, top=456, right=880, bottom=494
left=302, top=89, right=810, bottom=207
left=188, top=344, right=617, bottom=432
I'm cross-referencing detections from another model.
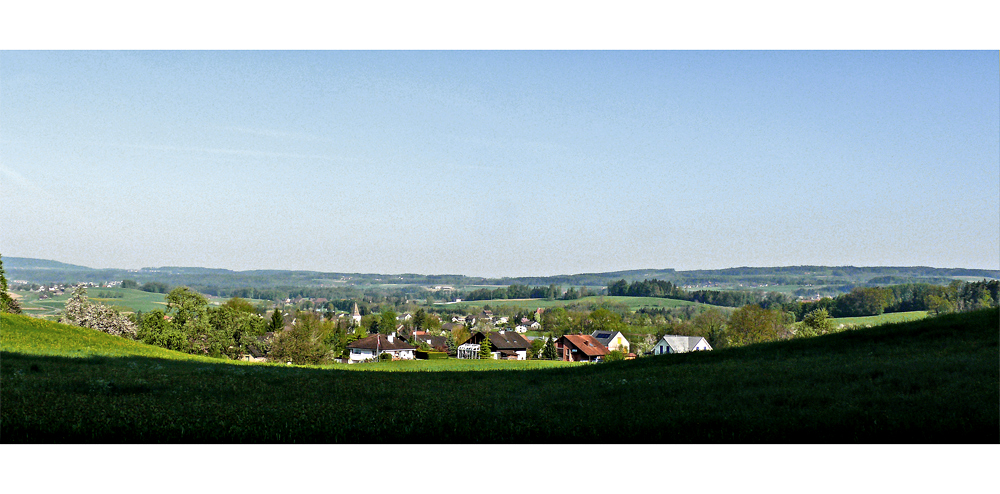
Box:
left=3, top=309, right=996, bottom=443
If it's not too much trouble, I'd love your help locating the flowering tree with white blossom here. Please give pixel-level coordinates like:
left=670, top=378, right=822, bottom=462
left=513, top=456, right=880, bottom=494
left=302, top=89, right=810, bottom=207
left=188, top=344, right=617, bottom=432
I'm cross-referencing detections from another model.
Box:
left=60, top=286, right=137, bottom=338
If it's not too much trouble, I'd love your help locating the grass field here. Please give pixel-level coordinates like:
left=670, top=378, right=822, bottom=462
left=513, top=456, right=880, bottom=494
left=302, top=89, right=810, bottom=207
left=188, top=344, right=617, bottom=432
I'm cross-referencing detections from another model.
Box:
left=830, top=311, right=929, bottom=328
left=2, top=309, right=997, bottom=443
left=441, top=295, right=725, bottom=312
left=14, top=287, right=169, bottom=317
left=14, top=287, right=273, bottom=319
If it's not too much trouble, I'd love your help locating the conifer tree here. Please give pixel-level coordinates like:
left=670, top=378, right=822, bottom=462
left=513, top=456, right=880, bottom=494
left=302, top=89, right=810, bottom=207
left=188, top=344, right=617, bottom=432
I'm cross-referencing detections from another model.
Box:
left=542, top=334, right=558, bottom=360
left=268, top=307, right=284, bottom=333
left=479, top=332, right=492, bottom=359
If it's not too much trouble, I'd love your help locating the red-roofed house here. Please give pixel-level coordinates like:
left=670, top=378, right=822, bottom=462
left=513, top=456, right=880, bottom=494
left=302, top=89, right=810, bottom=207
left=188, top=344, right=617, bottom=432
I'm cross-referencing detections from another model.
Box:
left=555, top=334, right=610, bottom=362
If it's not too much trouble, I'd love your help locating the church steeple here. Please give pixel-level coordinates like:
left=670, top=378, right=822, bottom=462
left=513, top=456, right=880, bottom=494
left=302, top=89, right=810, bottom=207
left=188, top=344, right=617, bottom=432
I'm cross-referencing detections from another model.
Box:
left=352, top=302, right=362, bottom=326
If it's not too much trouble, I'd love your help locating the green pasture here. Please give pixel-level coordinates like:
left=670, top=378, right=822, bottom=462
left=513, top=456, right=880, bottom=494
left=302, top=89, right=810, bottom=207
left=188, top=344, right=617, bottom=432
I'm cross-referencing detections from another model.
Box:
left=2, top=309, right=997, bottom=443
left=13, top=287, right=169, bottom=317
left=830, top=311, right=929, bottom=328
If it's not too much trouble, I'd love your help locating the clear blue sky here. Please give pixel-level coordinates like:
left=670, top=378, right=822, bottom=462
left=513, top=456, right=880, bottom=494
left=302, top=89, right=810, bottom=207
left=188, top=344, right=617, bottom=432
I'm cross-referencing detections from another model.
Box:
left=2, top=51, right=997, bottom=276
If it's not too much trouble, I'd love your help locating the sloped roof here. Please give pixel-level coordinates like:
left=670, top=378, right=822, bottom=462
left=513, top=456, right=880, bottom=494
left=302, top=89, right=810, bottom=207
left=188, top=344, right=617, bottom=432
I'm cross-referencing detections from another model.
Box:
left=658, top=335, right=711, bottom=352
left=468, top=331, right=530, bottom=350
left=412, top=334, right=448, bottom=348
left=590, top=330, right=626, bottom=347
left=347, top=334, right=416, bottom=351
left=488, top=331, right=530, bottom=350
left=558, top=335, right=610, bottom=357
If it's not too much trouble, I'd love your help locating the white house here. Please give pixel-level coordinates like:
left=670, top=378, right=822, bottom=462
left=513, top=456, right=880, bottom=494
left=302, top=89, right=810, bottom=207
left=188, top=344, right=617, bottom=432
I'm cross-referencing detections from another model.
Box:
left=347, top=333, right=416, bottom=363
left=591, top=330, right=630, bottom=353
left=652, top=335, right=712, bottom=355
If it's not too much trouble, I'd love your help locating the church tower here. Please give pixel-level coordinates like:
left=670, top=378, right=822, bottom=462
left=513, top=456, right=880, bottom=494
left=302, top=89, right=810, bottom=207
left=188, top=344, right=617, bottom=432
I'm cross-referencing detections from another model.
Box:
left=352, top=302, right=362, bottom=327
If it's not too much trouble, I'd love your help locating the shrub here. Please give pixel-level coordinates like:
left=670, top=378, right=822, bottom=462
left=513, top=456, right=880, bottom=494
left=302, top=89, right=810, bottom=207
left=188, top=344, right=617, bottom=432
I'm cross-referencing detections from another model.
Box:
left=416, top=350, right=448, bottom=360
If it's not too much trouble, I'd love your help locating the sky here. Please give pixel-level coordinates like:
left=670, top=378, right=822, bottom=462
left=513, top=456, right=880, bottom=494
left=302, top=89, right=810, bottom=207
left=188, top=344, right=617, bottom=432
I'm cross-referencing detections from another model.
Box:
left=2, top=50, right=997, bottom=277
left=2, top=4, right=999, bottom=491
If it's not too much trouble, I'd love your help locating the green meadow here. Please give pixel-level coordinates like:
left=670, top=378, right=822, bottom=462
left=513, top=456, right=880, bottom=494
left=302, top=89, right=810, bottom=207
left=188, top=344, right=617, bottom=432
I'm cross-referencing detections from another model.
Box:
left=2, top=309, right=997, bottom=443
left=14, top=287, right=272, bottom=319
left=14, top=287, right=169, bottom=318
left=829, top=310, right=929, bottom=328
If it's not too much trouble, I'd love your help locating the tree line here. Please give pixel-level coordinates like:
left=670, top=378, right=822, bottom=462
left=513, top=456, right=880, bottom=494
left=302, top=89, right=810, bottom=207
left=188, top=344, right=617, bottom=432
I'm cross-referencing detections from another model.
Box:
left=608, top=277, right=1000, bottom=320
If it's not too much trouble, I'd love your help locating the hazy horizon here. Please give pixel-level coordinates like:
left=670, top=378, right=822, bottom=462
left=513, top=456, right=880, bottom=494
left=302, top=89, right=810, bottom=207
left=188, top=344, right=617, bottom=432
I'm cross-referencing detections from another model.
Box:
left=5, top=254, right=998, bottom=279
left=3, top=51, right=998, bottom=277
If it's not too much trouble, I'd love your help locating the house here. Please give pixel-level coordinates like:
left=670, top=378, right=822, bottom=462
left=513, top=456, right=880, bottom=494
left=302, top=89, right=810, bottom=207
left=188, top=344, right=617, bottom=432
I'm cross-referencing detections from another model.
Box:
left=462, top=330, right=532, bottom=360
left=555, top=334, right=610, bottom=362
left=591, top=330, right=630, bottom=353
left=347, top=333, right=416, bottom=363
left=442, top=322, right=464, bottom=332
left=651, top=335, right=712, bottom=355
left=409, top=333, right=448, bottom=351
left=514, top=320, right=540, bottom=333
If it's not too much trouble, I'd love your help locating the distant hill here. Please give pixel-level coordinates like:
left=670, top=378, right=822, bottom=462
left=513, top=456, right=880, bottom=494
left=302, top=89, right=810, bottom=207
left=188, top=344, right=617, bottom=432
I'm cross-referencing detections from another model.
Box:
left=3, top=257, right=94, bottom=271
left=4, top=256, right=998, bottom=294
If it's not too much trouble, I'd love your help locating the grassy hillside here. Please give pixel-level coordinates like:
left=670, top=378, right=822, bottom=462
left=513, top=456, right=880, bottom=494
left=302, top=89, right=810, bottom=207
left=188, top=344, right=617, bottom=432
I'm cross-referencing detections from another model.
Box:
left=2, top=310, right=997, bottom=443
left=1, top=314, right=221, bottom=361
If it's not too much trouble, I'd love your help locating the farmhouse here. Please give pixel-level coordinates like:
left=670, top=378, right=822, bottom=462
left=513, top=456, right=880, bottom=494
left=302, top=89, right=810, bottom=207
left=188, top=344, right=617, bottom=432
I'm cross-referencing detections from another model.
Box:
left=347, top=334, right=416, bottom=363
left=591, top=330, right=630, bottom=353
left=651, top=335, right=712, bottom=355
left=555, top=334, right=610, bottom=362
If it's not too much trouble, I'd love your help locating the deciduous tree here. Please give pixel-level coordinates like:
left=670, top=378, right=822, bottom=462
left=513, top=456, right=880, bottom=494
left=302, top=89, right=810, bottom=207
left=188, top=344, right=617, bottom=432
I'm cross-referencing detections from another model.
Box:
left=60, top=286, right=137, bottom=338
left=727, top=304, right=787, bottom=347
left=798, top=308, right=833, bottom=338
left=0, top=254, right=21, bottom=314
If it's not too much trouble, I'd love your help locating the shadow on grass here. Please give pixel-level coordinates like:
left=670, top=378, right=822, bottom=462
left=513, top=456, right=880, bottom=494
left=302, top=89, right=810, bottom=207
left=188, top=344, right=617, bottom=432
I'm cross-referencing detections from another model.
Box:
left=2, top=309, right=997, bottom=444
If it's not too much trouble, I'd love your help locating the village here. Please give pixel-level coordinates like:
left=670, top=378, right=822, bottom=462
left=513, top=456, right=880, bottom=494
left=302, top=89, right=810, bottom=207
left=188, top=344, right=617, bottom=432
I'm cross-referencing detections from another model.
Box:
left=331, top=303, right=712, bottom=365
